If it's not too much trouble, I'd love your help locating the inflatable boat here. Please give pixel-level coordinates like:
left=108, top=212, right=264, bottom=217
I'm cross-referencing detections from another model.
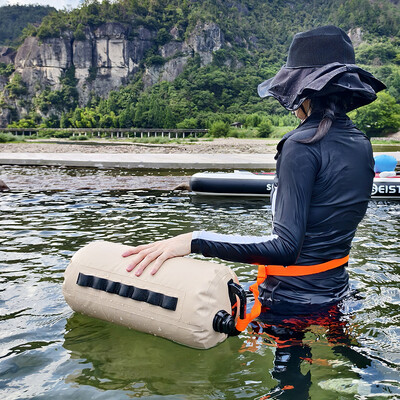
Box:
left=190, top=171, right=400, bottom=200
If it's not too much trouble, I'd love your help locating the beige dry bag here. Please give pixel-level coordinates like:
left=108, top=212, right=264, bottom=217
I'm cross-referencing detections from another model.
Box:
left=63, top=241, right=246, bottom=349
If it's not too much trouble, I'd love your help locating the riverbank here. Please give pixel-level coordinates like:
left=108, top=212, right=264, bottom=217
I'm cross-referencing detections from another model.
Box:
left=0, top=138, right=279, bottom=154
left=1, top=137, right=399, bottom=192
left=0, top=138, right=279, bottom=191
left=1, top=133, right=399, bottom=154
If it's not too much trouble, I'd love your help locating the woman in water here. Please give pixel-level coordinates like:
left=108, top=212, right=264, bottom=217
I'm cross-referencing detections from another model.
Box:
left=123, top=26, right=385, bottom=317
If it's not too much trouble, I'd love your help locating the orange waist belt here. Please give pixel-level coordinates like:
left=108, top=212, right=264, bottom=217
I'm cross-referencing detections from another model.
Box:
left=235, top=255, right=349, bottom=332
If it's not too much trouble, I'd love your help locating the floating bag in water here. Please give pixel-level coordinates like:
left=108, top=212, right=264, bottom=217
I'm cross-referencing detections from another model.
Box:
left=63, top=241, right=246, bottom=349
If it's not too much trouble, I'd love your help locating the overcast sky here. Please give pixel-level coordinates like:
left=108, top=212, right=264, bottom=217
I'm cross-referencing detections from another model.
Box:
left=0, top=0, right=82, bottom=10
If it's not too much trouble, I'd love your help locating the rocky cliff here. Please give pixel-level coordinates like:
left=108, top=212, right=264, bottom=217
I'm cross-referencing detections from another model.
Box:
left=0, top=21, right=225, bottom=126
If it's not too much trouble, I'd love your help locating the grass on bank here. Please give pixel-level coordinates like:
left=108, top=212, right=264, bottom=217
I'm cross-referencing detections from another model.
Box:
left=0, top=124, right=296, bottom=143
left=0, top=132, right=20, bottom=142
left=370, top=139, right=400, bottom=144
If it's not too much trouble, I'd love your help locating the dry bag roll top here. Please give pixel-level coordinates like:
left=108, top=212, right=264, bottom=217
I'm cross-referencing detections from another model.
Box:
left=63, top=241, right=245, bottom=349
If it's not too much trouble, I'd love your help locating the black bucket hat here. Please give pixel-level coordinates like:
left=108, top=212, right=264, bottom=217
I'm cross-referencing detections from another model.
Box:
left=258, top=25, right=386, bottom=111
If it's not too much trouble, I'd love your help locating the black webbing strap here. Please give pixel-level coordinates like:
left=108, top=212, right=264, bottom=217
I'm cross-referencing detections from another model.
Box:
left=76, top=272, right=178, bottom=311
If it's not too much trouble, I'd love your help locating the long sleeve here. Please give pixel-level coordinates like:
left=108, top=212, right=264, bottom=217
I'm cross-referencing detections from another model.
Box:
left=191, top=138, right=320, bottom=266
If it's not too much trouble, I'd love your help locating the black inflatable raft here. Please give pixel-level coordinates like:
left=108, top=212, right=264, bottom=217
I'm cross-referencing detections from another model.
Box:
left=190, top=171, right=400, bottom=200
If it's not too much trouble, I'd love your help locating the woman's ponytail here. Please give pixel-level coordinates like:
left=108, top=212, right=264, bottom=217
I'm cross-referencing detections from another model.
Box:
left=297, top=96, right=344, bottom=144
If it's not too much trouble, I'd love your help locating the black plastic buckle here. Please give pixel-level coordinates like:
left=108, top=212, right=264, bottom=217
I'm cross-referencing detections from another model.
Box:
left=227, top=279, right=247, bottom=319
left=213, top=279, right=247, bottom=337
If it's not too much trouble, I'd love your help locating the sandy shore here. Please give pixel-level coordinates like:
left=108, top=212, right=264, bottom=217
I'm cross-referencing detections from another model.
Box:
left=1, top=136, right=399, bottom=192
left=2, top=130, right=399, bottom=154
left=1, top=132, right=399, bottom=155
left=0, top=138, right=279, bottom=154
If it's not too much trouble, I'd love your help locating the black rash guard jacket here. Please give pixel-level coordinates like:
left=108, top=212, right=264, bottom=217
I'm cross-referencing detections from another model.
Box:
left=191, top=113, right=374, bottom=312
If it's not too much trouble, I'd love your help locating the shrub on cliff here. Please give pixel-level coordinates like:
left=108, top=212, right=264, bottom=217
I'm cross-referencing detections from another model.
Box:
left=37, top=10, right=68, bottom=39
left=73, top=23, right=86, bottom=41
left=0, top=63, right=15, bottom=77
left=6, top=73, right=27, bottom=98
left=146, top=55, right=166, bottom=67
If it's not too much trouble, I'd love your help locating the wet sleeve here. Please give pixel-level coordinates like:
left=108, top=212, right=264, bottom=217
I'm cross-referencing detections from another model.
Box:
left=190, top=139, right=320, bottom=265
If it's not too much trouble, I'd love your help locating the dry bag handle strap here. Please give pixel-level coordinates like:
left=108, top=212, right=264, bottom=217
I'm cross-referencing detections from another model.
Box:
left=76, top=272, right=178, bottom=311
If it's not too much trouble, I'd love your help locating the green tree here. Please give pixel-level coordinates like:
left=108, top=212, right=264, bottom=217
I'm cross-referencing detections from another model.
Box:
left=209, top=120, right=230, bottom=137
left=118, top=106, right=135, bottom=128
left=0, top=5, right=55, bottom=46
left=99, top=111, right=118, bottom=128
left=257, top=119, right=273, bottom=138
left=350, top=91, right=400, bottom=136
left=356, top=41, right=399, bottom=64
left=245, top=113, right=262, bottom=128
left=74, top=23, right=86, bottom=41
left=43, top=114, right=60, bottom=128
left=177, top=117, right=198, bottom=129
left=5, top=0, right=400, bottom=133
left=60, top=112, right=71, bottom=128
left=8, top=117, right=36, bottom=128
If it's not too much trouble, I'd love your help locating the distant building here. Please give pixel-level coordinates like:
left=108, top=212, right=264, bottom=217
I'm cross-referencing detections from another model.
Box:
left=231, top=122, right=243, bottom=128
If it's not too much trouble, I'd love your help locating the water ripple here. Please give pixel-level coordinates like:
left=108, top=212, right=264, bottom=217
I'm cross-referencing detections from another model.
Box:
left=0, top=190, right=399, bottom=399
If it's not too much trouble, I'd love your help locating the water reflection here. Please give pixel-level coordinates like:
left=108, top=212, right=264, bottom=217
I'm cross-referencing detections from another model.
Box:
left=63, top=313, right=270, bottom=398
left=248, top=304, right=361, bottom=399
left=1, top=190, right=400, bottom=399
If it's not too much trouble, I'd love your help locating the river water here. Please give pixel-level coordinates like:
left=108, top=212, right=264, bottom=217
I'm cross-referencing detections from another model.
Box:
left=1, top=168, right=400, bottom=399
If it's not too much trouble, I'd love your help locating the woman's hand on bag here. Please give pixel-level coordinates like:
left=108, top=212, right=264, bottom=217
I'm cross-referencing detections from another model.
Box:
left=122, top=232, right=193, bottom=276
